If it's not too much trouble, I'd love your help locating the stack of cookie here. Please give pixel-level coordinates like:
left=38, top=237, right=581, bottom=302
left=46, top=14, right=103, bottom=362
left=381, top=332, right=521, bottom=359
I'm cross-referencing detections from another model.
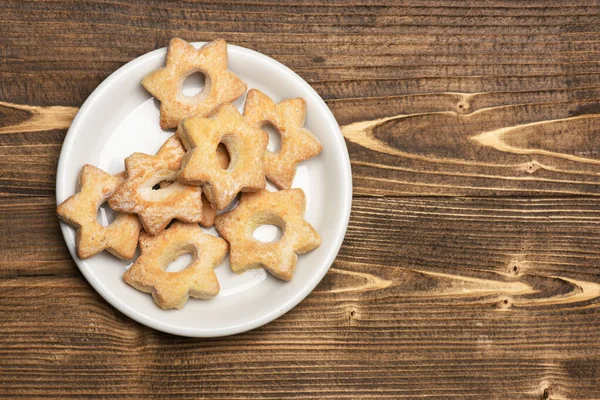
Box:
left=57, top=38, right=322, bottom=310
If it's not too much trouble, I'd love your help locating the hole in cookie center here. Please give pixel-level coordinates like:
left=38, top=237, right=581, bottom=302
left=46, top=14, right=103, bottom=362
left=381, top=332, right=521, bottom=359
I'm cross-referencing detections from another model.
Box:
left=261, top=122, right=281, bottom=153
left=96, top=202, right=116, bottom=227
left=152, top=181, right=174, bottom=190
left=182, top=71, right=206, bottom=97
left=165, top=253, right=194, bottom=273
left=253, top=224, right=283, bottom=243
left=216, top=143, right=231, bottom=170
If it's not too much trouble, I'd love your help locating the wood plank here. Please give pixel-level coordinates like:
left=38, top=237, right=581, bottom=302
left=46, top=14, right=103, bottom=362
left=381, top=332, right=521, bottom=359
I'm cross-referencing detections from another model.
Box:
left=3, top=93, right=600, bottom=196
left=5, top=195, right=600, bottom=283
left=0, top=271, right=598, bottom=398
left=343, top=102, right=600, bottom=197
left=1, top=1, right=599, bottom=106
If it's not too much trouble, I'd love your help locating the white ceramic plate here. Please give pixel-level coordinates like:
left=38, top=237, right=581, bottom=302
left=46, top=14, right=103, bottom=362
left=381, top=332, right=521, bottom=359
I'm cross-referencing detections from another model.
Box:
left=56, top=42, right=352, bottom=337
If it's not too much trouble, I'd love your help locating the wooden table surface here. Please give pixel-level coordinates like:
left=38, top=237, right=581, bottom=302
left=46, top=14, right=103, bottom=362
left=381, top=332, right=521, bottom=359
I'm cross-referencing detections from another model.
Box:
left=2, top=1, right=600, bottom=399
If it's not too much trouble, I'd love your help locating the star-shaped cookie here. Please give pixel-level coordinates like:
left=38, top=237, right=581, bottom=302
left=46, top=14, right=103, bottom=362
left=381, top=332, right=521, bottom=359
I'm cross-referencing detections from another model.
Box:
left=244, top=89, right=322, bottom=189
left=57, top=164, right=141, bottom=260
left=109, top=136, right=203, bottom=235
left=214, top=189, right=321, bottom=281
left=143, top=38, right=247, bottom=129
left=124, top=222, right=228, bottom=309
left=177, top=103, right=268, bottom=210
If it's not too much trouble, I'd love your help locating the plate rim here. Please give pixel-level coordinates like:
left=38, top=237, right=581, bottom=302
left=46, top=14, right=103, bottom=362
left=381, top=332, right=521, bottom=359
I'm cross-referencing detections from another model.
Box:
left=55, top=42, right=352, bottom=337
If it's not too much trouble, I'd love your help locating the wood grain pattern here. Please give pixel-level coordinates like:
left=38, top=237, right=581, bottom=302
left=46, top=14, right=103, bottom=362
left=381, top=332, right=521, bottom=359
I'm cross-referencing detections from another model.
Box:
left=4, top=95, right=600, bottom=197
left=1, top=0, right=600, bottom=398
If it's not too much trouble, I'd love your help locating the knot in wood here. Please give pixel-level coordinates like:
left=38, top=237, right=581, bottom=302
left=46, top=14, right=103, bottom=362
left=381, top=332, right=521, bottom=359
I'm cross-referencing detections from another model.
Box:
left=526, top=162, right=540, bottom=174
left=457, top=101, right=470, bottom=114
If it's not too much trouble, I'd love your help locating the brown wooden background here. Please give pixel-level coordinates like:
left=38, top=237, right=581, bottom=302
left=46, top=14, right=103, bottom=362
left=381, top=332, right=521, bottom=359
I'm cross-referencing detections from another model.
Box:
left=1, top=1, right=600, bottom=399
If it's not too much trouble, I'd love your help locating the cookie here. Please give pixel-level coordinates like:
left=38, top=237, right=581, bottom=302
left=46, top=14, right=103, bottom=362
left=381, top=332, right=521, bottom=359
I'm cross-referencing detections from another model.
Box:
left=124, top=222, right=228, bottom=309
left=243, top=89, right=322, bottom=189
left=214, top=189, right=321, bottom=281
left=143, top=38, right=247, bottom=129
left=177, top=103, right=268, bottom=210
left=109, top=136, right=203, bottom=235
left=57, top=164, right=141, bottom=260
